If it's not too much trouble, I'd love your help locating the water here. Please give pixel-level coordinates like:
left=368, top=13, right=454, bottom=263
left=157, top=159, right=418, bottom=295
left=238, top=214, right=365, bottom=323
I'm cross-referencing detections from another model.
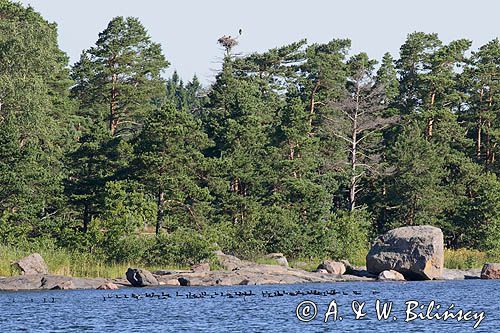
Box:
left=0, top=280, right=498, bottom=332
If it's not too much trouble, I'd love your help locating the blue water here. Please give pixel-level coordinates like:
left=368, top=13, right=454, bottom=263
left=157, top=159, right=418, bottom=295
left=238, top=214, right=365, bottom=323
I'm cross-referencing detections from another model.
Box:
left=0, top=280, right=498, bottom=332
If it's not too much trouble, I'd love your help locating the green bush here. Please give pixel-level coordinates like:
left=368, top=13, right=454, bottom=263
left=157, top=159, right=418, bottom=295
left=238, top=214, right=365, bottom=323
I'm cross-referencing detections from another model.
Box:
left=146, top=228, right=214, bottom=266
left=328, top=210, right=371, bottom=265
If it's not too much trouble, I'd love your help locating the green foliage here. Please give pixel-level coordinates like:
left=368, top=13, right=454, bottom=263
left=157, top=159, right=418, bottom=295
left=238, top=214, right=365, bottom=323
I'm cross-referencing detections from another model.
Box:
left=385, top=125, right=448, bottom=227
left=0, top=1, right=72, bottom=229
left=147, top=228, right=214, bottom=266
left=329, top=210, right=371, bottom=262
left=133, top=103, right=212, bottom=234
left=71, top=16, right=169, bottom=137
left=0, top=2, right=498, bottom=269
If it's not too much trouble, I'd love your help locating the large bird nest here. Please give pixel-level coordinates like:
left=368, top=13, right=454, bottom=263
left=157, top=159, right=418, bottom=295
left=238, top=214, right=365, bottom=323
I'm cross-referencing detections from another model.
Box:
left=218, top=35, right=238, bottom=51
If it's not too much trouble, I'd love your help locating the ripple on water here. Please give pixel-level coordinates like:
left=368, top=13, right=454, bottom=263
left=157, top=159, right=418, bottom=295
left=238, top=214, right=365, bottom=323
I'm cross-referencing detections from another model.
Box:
left=0, top=279, right=498, bottom=332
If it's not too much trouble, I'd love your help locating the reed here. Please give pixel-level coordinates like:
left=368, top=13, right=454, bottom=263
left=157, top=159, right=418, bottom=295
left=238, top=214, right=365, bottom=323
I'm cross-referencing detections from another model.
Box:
left=444, top=248, right=499, bottom=269
left=0, top=244, right=183, bottom=278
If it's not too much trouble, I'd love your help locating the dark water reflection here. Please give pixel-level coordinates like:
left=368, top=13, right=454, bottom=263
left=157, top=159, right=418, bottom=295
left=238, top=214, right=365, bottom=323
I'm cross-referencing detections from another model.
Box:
left=0, top=279, right=498, bottom=332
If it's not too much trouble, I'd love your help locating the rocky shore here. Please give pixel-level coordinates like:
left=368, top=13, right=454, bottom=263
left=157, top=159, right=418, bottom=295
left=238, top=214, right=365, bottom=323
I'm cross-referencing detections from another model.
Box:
left=0, top=250, right=484, bottom=292
left=0, top=225, right=497, bottom=291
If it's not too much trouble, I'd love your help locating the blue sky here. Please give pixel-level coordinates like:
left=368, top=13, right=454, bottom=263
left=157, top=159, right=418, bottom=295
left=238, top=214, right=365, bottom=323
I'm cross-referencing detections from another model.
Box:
left=19, top=0, right=500, bottom=84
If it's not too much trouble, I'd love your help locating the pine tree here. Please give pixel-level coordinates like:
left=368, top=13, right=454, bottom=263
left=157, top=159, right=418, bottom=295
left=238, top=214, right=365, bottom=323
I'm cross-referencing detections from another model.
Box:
left=0, top=1, right=73, bottom=235
left=166, top=72, right=207, bottom=114
left=202, top=56, right=277, bottom=255
left=71, top=16, right=169, bottom=137
left=376, top=52, right=399, bottom=105
left=384, top=125, right=448, bottom=227
left=68, top=16, right=169, bottom=232
left=396, top=32, right=442, bottom=115
left=460, top=39, right=500, bottom=172
left=133, top=103, right=212, bottom=235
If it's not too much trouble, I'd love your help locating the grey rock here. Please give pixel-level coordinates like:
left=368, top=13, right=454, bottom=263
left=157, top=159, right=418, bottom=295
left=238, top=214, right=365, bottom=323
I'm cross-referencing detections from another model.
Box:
left=153, top=269, right=190, bottom=276
left=214, top=251, right=245, bottom=271
left=340, top=260, right=354, bottom=273
left=265, top=253, right=289, bottom=267
left=178, top=277, right=190, bottom=286
left=317, top=260, right=346, bottom=275
left=0, top=275, right=110, bottom=291
left=378, top=270, right=405, bottom=281
left=440, top=268, right=481, bottom=280
left=348, top=267, right=378, bottom=279
left=481, top=263, right=500, bottom=279
left=97, top=282, right=119, bottom=290
left=126, top=268, right=159, bottom=287
left=0, top=275, right=43, bottom=290
left=160, top=278, right=180, bottom=286
left=191, top=263, right=210, bottom=272
left=12, top=253, right=48, bottom=275
left=41, top=275, right=108, bottom=290
left=366, top=225, right=444, bottom=280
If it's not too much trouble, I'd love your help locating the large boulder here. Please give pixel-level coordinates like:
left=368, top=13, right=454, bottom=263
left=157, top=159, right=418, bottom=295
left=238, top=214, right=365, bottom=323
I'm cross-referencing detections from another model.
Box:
left=317, top=260, right=346, bottom=275
left=481, top=263, right=500, bottom=279
left=12, top=253, right=48, bottom=275
left=366, top=225, right=444, bottom=280
left=126, top=268, right=159, bottom=287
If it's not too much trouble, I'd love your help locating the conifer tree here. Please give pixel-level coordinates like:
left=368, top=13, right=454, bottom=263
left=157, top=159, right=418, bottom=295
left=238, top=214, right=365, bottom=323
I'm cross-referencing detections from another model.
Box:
left=68, top=16, right=169, bottom=232
left=133, top=103, right=212, bottom=235
left=71, top=16, right=169, bottom=137
left=0, top=1, right=72, bottom=234
left=460, top=39, right=500, bottom=172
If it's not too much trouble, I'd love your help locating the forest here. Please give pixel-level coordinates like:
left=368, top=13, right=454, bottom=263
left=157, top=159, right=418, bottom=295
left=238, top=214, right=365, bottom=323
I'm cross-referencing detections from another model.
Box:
left=0, top=1, right=499, bottom=270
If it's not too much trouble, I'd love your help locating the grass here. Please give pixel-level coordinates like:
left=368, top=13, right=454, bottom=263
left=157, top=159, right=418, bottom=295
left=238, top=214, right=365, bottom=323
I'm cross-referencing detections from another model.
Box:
left=2, top=244, right=498, bottom=278
left=288, top=259, right=319, bottom=271
left=254, top=257, right=283, bottom=266
left=444, top=248, right=500, bottom=269
left=0, top=245, right=184, bottom=278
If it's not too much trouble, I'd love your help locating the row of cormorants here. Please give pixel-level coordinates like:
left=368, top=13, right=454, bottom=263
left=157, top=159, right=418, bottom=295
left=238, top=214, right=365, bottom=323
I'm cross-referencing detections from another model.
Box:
left=5, top=288, right=381, bottom=304
left=101, top=288, right=381, bottom=301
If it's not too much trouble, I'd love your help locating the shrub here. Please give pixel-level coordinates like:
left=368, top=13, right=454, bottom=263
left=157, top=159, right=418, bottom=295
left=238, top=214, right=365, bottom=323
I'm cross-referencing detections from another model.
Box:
left=146, top=228, right=214, bottom=266
left=328, top=210, right=371, bottom=265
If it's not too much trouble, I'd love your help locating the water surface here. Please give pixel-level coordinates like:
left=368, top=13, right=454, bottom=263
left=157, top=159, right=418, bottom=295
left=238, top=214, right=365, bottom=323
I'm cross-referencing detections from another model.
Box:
left=0, top=280, right=497, bottom=332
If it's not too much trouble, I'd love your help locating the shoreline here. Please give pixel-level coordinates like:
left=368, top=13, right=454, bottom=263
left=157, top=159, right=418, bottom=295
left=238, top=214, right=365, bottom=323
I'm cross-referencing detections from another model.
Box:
left=0, top=260, right=482, bottom=292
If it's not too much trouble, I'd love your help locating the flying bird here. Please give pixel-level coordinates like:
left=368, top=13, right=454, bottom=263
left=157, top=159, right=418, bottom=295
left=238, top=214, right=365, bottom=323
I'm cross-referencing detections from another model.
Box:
left=239, top=28, right=242, bottom=35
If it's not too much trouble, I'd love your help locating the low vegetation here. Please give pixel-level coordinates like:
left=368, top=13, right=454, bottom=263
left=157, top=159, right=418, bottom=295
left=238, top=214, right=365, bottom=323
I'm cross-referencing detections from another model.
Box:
left=2, top=244, right=496, bottom=278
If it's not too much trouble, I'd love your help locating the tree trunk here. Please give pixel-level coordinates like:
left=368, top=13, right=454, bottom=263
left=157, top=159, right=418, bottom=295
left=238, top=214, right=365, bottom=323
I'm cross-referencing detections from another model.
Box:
left=349, top=84, right=360, bottom=212
left=485, top=91, right=493, bottom=164
left=83, top=203, right=90, bottom=233
left=309, top=80, right=320, bottom=128
left=426, top=118, right=434, bottom=138
left=477, top=88, right=484, bottom=160
left=156, top=189, right=165, bottom=235
left=486, top=120, right=492, bottom=164
left=426, top=91, right=436, bottom=139
left=109, top=70, right=118, bottom=136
